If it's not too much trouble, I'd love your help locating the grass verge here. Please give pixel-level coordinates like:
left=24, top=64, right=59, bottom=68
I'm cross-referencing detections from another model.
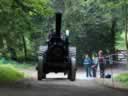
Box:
left=0, top=57, right=35, bottom=69
left=0, top=64, right=25, bottom=84
left=115, top=73, right=128, bottom=86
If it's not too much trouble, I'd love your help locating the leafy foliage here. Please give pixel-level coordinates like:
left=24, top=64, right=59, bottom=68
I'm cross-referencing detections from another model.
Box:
left=0, top=0, right=54, bottom=60
left=0, top=0, right=127, bottom=64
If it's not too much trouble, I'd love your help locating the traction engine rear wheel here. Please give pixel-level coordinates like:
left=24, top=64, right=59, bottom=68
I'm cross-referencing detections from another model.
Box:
left=38, top=56, right=46, bottom=80
left=68, top=57, right=76, bottom=81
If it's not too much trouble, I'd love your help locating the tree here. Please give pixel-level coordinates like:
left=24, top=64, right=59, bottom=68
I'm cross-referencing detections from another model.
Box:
left=62, top=0, right=126, bottom=63
left=124, top=0, right=128, bottom=50
left=0, top=0, right=54, bottom=60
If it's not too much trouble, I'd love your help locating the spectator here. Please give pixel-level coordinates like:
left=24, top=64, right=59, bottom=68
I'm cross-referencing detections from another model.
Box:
left=98, top=50, right=106, bottom=78
left=83, top=54, right=92, bottom=77
left=92, top=54, right=98, bottom=77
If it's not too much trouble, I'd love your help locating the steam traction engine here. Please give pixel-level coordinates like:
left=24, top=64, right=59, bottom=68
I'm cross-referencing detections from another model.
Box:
left=37, top=12, right=76, bottom=81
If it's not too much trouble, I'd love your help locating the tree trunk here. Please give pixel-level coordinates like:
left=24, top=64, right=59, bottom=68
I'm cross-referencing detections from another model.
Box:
left=0, top=35, right=4, bottom=49
left=111, top=18, right=116, bottom=61
left=8, top=47, right=17, bottom=60
left=111, top=18, right=116, bottom=52
left=21, top=34, right=27, bottom=60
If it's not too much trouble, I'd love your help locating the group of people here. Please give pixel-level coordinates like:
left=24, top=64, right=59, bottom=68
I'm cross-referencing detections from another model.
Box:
left=83, top=50, right=105, bottom=78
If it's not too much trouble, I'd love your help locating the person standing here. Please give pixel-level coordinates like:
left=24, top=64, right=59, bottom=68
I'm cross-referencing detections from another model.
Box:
left=83, top=54, right=92, bottom=77
left=92, top=54, right=98, bottom=77
left=98, top=50, right=105, bottom=78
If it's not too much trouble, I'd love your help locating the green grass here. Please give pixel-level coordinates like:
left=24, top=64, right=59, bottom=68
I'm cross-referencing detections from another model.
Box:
left=115, top=73, right=128, bottom=85
left=0, top=64, right=25, bottom=83
left=0, top=57, right=34, bottom=69
left=12, top=63, right=34, bottom=69
left=0, top=57, right=33, bottom=84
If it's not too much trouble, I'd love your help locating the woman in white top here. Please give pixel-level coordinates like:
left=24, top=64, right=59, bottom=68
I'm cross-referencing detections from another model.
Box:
left=92, top=54, right=98, bottom=77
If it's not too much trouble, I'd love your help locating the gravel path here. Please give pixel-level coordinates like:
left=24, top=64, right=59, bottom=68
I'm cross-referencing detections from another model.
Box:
left=0, top=68, right=128, bottom=96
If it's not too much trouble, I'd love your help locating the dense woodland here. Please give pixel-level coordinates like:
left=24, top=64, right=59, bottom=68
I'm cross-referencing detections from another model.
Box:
left=0, top=0, right=127, bottom=64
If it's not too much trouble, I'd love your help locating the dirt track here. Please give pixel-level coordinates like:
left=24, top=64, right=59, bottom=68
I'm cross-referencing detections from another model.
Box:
left=0, top=68, right=128, bottom=96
